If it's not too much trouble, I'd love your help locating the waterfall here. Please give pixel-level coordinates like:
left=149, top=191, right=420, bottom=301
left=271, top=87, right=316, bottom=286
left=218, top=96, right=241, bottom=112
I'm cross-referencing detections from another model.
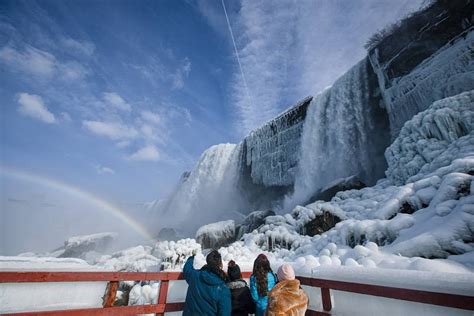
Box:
left=155, top=143, right=246, bottom=233
left=286, top=58, right=389, bottom=209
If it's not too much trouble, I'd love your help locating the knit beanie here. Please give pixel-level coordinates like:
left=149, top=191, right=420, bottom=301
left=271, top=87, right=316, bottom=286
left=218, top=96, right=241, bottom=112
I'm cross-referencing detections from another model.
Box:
left=277, top=263, right=295, bottom=281
left=227, top=260, right=242, bottom=281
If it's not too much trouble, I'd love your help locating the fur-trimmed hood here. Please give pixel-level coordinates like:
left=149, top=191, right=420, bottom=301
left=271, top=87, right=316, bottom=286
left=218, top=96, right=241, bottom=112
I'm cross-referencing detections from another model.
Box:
left=227, top=279, right=248, bottom=290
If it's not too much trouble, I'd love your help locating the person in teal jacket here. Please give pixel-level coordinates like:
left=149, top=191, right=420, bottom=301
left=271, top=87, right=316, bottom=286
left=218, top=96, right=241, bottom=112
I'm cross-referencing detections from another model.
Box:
left=249, top=254, right=277, bottom=316
left=183, top=250, right=231, bottom=316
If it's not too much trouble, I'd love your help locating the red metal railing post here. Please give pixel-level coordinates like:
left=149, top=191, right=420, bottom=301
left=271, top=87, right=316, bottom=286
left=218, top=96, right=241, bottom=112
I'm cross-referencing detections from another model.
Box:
left=156, top=280, right=169, bottom=316
left=102, top=281, right=119, bottom=307
left=321, top=287, right=332, bottom=311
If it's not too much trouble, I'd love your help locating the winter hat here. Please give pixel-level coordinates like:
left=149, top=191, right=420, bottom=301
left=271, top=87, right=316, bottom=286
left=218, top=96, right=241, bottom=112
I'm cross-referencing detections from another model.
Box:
left=277, top=263, right=295, bottom=281
left=227, top=260, right=242, bottom=281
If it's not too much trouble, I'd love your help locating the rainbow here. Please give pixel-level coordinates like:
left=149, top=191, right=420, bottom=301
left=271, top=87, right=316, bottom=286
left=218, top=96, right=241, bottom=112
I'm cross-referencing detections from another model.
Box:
left=1, top=166, right=155, bottom=241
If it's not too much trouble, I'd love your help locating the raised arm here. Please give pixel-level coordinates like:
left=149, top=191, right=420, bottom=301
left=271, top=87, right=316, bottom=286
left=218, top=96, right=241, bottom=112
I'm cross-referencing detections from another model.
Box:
left=183, top=256, right=196, bottom=283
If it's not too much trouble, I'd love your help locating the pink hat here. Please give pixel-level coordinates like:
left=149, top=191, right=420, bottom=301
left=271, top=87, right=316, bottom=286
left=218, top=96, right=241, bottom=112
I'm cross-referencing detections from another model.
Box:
left=277, top=263, right=295, bottom=281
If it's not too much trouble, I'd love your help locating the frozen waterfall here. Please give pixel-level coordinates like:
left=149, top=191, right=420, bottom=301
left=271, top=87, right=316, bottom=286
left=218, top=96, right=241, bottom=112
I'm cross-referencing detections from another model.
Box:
left=155, top=143, right=246, bottom=233
left=286, top=58, right=390, bottom=209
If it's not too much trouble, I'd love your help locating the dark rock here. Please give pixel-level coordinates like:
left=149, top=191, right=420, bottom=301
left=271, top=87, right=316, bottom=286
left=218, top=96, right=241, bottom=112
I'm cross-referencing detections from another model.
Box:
left=156, top=228, right=178, bottom=241
left=235, top=209, right=276, bottom=240
left=308, top=176, right=366, bottom=204
left=399, top=202, right=416, bottom=215
left=301, top=211, right=341, bottom=237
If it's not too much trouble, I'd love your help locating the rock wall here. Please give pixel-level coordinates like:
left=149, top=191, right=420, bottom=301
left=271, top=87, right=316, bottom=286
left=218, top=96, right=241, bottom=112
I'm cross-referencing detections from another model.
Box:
left=243, top=96, right=312, bottom=187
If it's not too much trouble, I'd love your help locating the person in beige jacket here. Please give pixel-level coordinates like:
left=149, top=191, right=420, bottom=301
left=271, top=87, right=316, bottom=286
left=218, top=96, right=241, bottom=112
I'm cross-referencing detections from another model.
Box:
left=266, top=263, right=309, bottom=316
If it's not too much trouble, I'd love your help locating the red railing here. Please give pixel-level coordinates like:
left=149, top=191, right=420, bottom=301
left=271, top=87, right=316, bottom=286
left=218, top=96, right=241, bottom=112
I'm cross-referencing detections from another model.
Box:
left=0, top=271, right=473, bottom=315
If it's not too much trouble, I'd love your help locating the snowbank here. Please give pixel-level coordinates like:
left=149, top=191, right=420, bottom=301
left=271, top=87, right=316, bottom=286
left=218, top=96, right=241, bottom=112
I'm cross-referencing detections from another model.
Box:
left=0, top=256, right=107, bottom=314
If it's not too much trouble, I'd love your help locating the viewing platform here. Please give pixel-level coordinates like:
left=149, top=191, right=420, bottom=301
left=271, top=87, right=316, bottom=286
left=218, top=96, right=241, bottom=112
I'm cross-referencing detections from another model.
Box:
left=1, top=270, right=473, bottom=315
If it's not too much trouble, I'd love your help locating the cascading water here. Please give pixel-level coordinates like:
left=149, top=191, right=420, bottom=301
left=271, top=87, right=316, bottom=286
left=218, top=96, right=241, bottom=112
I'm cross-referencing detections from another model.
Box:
left=286, top=58, right=390, bottom=210
left=155, top=143, right=247, bottom=233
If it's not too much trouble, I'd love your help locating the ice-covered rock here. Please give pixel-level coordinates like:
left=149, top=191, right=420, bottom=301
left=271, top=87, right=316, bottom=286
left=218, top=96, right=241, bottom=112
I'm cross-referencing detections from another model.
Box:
left=196, top=220, right=236, bottom=249
left=58, top=232, right=118, bottom=262
left=315, top=175, right=366, bottom=202
left=235, top=209, right=275, bottom=240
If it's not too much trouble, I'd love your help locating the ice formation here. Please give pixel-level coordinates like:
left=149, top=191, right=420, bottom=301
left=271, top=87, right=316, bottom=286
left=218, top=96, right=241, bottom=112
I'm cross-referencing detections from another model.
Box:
left=243, top=97, right=311, bottom=187
left=287, top=58, right=390, bottom=209
left=370, top=28, right=474, bottom=137
left=196, top=220, right=235, bottom=249
left=229, top=91, right=474, bottom=275
left=385, top=90, right=474, bottom=185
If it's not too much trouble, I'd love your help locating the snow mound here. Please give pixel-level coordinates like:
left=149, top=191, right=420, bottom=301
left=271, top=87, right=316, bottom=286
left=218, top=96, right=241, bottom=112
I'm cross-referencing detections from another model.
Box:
left=0, top=256, right=100, bottom=271
left=94, top=245, right=160, bottom=272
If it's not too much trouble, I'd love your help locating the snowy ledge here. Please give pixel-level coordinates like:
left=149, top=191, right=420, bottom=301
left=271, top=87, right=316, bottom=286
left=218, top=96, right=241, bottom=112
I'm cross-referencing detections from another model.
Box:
left=308, top=265, right=474, bottom=296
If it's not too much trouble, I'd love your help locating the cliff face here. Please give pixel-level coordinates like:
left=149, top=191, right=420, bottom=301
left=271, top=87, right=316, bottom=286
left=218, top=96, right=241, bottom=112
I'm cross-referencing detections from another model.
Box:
left=368, top=0, right=474, bottom=137
left=243, top=96, right=312, bottom=187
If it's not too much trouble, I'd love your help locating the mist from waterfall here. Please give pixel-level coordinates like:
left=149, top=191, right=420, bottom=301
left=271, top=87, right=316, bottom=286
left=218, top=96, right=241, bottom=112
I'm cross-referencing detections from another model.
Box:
left=155, top=143, right=247, bottom=234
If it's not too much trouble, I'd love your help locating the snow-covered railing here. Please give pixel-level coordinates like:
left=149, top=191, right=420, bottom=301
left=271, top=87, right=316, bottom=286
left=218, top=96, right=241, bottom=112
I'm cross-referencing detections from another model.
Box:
left=1, top=271, right=473, bottom=315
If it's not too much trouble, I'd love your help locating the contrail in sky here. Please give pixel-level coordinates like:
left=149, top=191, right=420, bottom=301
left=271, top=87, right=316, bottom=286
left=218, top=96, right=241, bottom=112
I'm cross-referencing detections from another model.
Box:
left=221, top=0, right=252, bottom=106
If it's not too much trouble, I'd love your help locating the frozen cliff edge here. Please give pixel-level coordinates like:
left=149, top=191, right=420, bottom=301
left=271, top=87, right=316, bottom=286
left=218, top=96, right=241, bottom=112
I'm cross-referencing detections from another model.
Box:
left=225, top=91, right=474, bottom=274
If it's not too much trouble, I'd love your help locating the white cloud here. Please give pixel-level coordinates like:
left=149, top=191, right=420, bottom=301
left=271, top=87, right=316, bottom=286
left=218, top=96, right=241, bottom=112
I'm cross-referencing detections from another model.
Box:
left=196, top=0, right=227, bottom=37
left=116, top=140, right=131, bottom=148
left=60, top=112, right=72, bottom=122
left=102, top=92, right=131, bottom=112
left=96, top=165, right=115, bottom=175
left=57, top=61, right=89, bottom=81
left=0, top=46, right=55, bottom=78
left=0, top=45, right=89, bottom=81
left=141, top=110, right=162, bottom=125
left=17, top=93, right=56, bottom=123
left=83, top=120, right=138, bottom=140
left=129, top=145, right=160, bottom=161
left=172, top=57, right=191, bottom=90
left=61, top=38, right=95, bottom=57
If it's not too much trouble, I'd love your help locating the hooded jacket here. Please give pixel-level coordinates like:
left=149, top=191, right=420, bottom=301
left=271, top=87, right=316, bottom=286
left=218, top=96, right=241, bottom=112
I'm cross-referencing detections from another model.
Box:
left=183, top=256, right=231, bottom=316
left=250, top=272, right=278, bottom=316
left=266, top=279, right=308, bottom=316
left=227, top=279, right=256, bottom=316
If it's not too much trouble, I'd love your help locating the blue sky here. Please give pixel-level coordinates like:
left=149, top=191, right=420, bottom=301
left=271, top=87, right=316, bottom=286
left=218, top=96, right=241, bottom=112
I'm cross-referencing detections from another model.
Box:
left=0, top=0, right=423, bottom=254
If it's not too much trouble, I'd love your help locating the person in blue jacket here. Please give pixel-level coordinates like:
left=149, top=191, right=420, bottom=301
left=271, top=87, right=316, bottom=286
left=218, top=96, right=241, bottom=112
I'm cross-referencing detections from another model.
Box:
left=249, top=254, right=277, bottom=316
left=183, top=250, right=231, bottom=316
